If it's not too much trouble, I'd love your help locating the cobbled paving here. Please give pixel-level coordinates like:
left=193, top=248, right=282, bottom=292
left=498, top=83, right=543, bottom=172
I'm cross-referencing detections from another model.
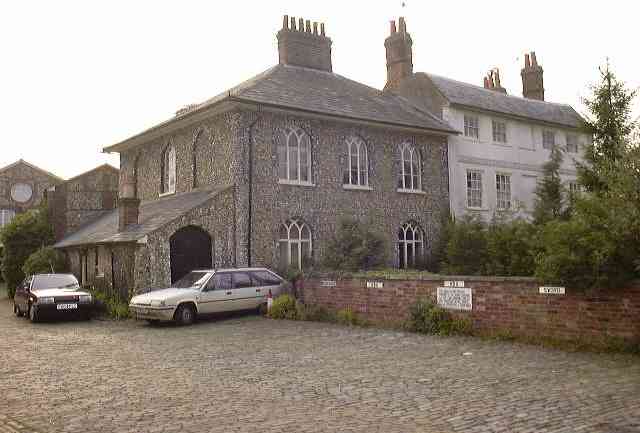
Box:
left=0, top=299, right=639, bottom=433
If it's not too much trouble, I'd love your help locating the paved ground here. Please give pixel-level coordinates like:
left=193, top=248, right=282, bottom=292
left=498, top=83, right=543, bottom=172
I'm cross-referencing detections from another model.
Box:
left=1, top=299, right=639, bottom=433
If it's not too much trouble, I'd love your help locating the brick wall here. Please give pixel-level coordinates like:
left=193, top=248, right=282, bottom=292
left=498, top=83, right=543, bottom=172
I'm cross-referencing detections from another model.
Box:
left=301, top=276, right=640, bottom=343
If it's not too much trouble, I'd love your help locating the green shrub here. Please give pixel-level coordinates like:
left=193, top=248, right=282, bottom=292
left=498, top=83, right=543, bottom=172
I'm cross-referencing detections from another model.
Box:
left=88, top=288, right=130, bottom=320
left=442, top=216, right=488, bottom=275
left=485, top=218, right=536, bottom=276
left=295, top=302, right=335, bottom=322
left=268, top=294, right=298, bottom=320
left=405, top=298, right=471, bottom=336
left=0, top=208, right=54, bottom=297
left=336, top=307, right=362, bottom=326
left=324, top=217, right=386, bottom=271
left=22, top=247, right=67, bottom=277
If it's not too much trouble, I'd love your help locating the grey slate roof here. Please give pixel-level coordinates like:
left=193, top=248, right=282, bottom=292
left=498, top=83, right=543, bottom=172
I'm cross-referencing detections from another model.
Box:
left=423, top=73, right=583, bottom=128
left=54, top=185, right=231, bottom=249
left=105, top=64, right=456, bottom=152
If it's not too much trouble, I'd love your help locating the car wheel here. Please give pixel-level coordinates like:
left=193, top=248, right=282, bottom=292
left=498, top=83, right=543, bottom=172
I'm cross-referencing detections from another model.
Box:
left=29, top=306, right=39, bottom=323
left=175, top=304, right=195, bottom=326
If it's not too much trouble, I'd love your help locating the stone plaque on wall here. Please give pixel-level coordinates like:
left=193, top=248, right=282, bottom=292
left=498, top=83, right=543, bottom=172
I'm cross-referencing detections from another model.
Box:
left=437, top=287, right=472, bottom=311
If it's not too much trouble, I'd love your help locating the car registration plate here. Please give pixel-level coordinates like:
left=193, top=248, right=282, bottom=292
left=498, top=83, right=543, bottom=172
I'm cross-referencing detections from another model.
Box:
left=57, top=303, right=78, bottom=310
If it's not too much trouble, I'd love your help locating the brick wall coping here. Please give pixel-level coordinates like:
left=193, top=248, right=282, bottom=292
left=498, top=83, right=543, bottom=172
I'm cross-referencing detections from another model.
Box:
left=307, top=273, right=538, bottom=283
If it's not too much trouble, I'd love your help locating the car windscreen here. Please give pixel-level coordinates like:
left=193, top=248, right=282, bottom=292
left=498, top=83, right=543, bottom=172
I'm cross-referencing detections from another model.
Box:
left=33, top=275, right=79, bottom=290
left=172, top=271, right=211, bottom=289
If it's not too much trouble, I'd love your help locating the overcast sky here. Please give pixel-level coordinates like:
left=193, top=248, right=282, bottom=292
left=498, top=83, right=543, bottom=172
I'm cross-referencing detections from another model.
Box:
left=1, top=0, right=638, bottom=179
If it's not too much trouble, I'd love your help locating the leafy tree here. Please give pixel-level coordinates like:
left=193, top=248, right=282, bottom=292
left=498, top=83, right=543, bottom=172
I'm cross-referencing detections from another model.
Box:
left=533, top=144, right=566, bottom=225
left=578, top=63, right=637, bottom=193
left=323, top=217, right=386, bottom=271
left=0, top=207, right=54, bottom=297
left=485, top=218, right=536, bottom=276
left=441, top=215, right=488, bottom=275
left=23, top=247, right=67, bottom=277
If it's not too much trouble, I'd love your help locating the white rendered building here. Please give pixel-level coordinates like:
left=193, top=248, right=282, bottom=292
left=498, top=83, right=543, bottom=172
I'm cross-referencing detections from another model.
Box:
left=385, top=18, right=588, bottom=220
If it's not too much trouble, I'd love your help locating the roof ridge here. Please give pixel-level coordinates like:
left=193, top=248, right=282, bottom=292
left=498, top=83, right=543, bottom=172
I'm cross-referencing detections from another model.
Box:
left=0, top=159, right=64, bottom=181
left=423, top=72, right=574, bottom=108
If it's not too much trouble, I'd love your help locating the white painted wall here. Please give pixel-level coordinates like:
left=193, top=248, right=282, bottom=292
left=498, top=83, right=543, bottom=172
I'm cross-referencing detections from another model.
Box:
left=443, top=105, right=589, bottom=220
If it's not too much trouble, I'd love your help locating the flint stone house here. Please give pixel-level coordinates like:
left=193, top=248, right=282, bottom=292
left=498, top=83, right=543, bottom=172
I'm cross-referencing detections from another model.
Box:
left=0, top=159, right=62, bottom=230
left=384, top=18, right=588, bottom=219
left=48, top=164, right=119, bottom=242
left=54, top=16, right=456, bottom=296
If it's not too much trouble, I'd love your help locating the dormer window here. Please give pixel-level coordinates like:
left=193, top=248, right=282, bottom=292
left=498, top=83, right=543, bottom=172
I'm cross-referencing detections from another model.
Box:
left=464, top=115, right=479, bottom=138
left=161, top=145, right=176, bottom=195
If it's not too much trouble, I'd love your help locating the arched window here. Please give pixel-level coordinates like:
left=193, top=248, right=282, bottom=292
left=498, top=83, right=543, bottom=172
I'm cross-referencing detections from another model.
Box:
left=278, top=127, right=311, bottom=184
left=132, top=153, right=141, bottom=197
left=161, top=145, right=176, bottom=194
left=278, top=219, right=312, bottom=270
left=398, top=221, right=424, bottom=268
left=398, top=143, right=422, bottom=191
left=344, top=136, right=368, bottom=186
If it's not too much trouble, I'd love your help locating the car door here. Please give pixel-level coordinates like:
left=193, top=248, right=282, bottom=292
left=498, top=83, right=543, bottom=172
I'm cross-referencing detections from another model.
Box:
left=231, top=271, right=260, bottom=310
left=249, top=270, right=283, bottom=306
left=199, top=272, right=235, bottom=314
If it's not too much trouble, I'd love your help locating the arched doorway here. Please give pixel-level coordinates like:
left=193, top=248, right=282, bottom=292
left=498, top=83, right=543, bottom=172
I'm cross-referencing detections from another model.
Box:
left=169, top=225, right=212, bottom=283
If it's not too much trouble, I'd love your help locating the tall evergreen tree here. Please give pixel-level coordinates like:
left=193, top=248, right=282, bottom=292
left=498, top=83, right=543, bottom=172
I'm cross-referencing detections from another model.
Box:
left=578, top=63, right=637, bottom=193
left=533, top=144, right=565, bottom=225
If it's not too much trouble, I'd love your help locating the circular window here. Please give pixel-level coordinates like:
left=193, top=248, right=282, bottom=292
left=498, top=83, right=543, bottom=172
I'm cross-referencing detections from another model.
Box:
left=11, top=183, right=33, bottom=203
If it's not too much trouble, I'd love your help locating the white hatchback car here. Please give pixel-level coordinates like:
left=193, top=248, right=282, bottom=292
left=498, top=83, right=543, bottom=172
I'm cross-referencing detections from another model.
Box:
left=129, top=267, right=287, bottom=325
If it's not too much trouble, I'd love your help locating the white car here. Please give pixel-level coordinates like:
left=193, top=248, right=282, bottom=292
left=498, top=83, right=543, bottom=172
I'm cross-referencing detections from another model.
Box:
left=129, top=267, right=287, bottom=325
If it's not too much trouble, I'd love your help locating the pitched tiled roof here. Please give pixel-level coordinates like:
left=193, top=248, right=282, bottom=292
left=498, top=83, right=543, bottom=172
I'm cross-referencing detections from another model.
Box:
left=0, top=159, right=64, bottom=182
left=423, top=73, right=583, bottom=128
left=54, top=185, right=231, bottom=249
left=104, top=65, right=455, bottom=152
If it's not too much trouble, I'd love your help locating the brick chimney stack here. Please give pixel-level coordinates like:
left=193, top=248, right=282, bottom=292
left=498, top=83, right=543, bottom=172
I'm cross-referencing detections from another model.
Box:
left=277, top=15, right=332, bottom=72
left=118, top=181, right=140, bottom=232
left=521, top=51, right=545, bottom=101
left=384, top=17, right=413, bottom=91
left=483, top=69, right=507, bottom=94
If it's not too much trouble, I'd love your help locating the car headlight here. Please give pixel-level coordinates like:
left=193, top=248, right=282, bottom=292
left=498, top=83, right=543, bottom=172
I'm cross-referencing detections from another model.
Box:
left=79, top=294, right=92, bottom=303
left=150, top=299, right=166, bottom=307
left=38, top=297, right=54, bottom=304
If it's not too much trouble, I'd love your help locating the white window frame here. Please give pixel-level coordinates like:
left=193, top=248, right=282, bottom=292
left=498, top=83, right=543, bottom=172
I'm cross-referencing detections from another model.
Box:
left=398, top=221, right=424, bottom=269
left=492, top=120, right=507, bottom=143
left=161, top=145, right=177, bottom=195
left=569, top=181, right=581, bottom=197
left=344, top=136, right=369, bottom=187
left=398, top=143, right=422, bottom=192
left=566, top=134, right=578, bottom=153
left=464, top=115, right=479, bottom=139
left=495, top=173, right=512, bottom=210
left=466, top=170, right=483, bottom=209
left=542, top=130, right=556, bottom=150
left=278, top=127, right=312, bottom=185
left=278, top=219, right=312, bottom=270
left=0, top=209, right=16, bottom=228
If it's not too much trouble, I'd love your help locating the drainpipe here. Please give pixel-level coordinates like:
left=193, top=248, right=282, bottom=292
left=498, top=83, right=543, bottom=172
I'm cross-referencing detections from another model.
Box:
left=246, top=108, right=262, bottom=267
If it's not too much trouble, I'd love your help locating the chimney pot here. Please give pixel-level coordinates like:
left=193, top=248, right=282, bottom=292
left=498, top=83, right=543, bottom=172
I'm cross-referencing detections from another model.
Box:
left=531, top=51, right=538, bottom=66
left=305, top=19, right=311, bottom=33
left=384, top=17, right=413, bottom=91
left=290, top=16, right=296, bottom=31
left=483, top=76, right=490, bottom=89
left=320, top=23, right=325, bottom=36
left=313, top=22, right=318, bottom=35
left=390, top=20, right=397, bottom=34
left=524, top=53, right=530, bottom=68
left=298, top=18, right=304, bottom=32
left=399, top=16, right=406, bottom=33
left=283, top=15, right=289, bottom=30
left=521, top=51, right=544, bottom=100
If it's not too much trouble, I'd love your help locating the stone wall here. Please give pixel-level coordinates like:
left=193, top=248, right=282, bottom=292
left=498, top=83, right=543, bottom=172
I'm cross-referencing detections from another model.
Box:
left=0, top=161, right=60, bottom=213
left=132, top=187, right=236, bottom=293
left=119, top=107, right=449, bottom=273
left=301, top=276, right=640, bottom=344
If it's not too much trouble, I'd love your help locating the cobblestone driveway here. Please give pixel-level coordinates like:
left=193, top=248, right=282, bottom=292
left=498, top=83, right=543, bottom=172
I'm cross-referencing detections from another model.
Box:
left=1, top=299, right=639, bottom=433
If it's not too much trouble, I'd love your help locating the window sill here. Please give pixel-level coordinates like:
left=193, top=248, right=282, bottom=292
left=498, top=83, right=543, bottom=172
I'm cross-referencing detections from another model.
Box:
left=466, top=206, right=488, bottom=211
left=518, top=146, right=536, bottom=152
left=397, top=188, right=426, bottom=195
left=277, top=179, right=316, bottom=187
left=159, top=191, right=175, bottom=198
left=343, top=184, right=373, bottom=191
left=491, top=141, right=510, bottom=148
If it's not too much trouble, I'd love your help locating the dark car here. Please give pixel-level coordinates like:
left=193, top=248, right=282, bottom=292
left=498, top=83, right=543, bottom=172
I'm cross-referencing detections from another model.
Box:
left=13, top=274, right=93, bottom=322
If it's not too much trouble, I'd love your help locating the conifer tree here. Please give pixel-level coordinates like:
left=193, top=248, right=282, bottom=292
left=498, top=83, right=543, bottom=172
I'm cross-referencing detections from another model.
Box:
left=533, top=144, right=565, bottom=225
